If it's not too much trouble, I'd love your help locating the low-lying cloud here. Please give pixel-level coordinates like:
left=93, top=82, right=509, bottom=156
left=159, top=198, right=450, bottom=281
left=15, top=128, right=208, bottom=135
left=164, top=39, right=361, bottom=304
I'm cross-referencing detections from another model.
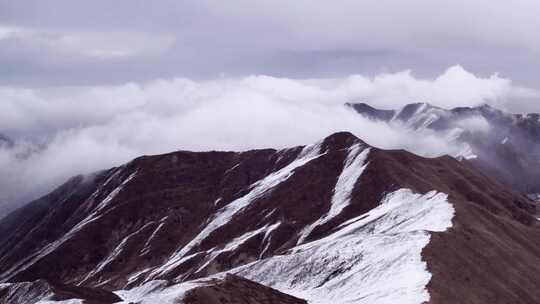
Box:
left=0, top=65, right=537, bottom=216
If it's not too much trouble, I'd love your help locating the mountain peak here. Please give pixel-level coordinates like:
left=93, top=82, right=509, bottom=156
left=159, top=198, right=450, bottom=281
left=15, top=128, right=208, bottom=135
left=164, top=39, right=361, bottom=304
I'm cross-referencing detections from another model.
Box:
left=346, top=102, right=395, bottom=121
left=321, top=131, right=366, bottom=150
left=474, top=103, right=505, bottom=116
left=394, top=102, right=441, bottom=120
left=1, top=126, right=539, bottom=303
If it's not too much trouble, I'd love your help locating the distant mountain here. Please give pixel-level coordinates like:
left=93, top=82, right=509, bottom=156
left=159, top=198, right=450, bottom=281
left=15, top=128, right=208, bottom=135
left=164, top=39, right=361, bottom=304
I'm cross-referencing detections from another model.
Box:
left=0, top=133, right=14, bottom=149
left=347, top=102, right=540, bottom=195
left=0, top=132, right=538, bottom=303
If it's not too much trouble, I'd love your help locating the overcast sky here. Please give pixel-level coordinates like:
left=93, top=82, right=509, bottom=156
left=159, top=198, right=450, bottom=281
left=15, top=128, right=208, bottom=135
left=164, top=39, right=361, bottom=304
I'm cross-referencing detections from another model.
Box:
left=0, top=0, right=539, bottom=88
left=1, top=1, right=540, bottom=214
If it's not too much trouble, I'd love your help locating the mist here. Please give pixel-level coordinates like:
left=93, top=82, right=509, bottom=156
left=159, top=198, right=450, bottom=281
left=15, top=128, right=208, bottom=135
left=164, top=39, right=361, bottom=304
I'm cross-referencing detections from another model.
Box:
left=0, top=65, right=537, bottom=216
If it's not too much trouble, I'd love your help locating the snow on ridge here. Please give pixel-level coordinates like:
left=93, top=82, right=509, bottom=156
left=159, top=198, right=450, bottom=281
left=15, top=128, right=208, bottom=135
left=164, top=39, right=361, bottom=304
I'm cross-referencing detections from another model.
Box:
left=234, top=188, right=454, bottom=304
left=0, top=281, right=84, bottom=304
left=115, top=279, right=206, bottom=304
left=147, top=141, right=325, bottom=280
left=0, top=169, right=139, bottom=282
left=195, top=222, right=281, bottom=275
left=391, top=103, right=426, bottom=122
left=104, top=189, right=453, bottom=304
left=95, top=170, right=138, bottom=213
left=325, top=144, right=370, bottom=222
left=298, top=143, right=370, bottom=244
left=454, top=142, right=477, bottom=160
left=141, top=216, right=169, bottom=255
left=37, top=300, right=84, bottom=304
left=80, top=220, right=156, bottom=286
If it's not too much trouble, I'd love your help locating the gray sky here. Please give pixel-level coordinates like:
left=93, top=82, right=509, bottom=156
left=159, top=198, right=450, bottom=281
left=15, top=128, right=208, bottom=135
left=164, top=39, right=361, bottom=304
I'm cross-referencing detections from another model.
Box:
left=1, top=0, right=539, bottom=88
left=1, top=1, right=540, bottom=214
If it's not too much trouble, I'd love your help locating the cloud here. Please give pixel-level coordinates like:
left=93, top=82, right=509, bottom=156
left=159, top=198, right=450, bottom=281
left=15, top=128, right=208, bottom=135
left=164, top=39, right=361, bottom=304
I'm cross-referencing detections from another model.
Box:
left=0, top=26, right=175, bottom=59
left=0, top=65, right=536, bottom=216
left=455, top=116, right=491, bottom=133
left=319, top=65, right=514, bottom=109
left=0, top=25, right=28, bottom=40
left=1, top=1, right=540, bottom=87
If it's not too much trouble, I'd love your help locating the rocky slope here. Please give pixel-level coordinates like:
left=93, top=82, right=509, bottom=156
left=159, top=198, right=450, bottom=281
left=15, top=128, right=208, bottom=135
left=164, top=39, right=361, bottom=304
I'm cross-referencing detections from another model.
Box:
left=0, top=132, right=539, bottom=303
left=0, top=280, right=122, bottom=304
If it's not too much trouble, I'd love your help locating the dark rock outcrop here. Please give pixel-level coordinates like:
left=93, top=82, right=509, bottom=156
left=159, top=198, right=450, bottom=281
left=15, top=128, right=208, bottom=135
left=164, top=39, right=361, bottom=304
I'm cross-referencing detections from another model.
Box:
left=183, top=274, right=307, bottom=304
left=0, top=279, right=121, bottom=304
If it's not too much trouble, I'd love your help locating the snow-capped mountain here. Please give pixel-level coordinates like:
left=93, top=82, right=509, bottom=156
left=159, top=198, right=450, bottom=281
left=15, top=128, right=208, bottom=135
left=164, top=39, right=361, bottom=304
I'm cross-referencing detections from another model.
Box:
left=347, top=102, right=540, bottom=195
left=0, top=132, right=539, bottom=303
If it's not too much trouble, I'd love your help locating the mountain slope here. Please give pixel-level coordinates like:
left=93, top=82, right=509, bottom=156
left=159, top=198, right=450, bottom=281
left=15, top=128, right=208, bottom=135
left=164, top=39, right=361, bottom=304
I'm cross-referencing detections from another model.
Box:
left=348, top=102, right=540, bottom=195
left=0, top=132, right=539, bottom=303
left=0, top=280, right=122, bottom=304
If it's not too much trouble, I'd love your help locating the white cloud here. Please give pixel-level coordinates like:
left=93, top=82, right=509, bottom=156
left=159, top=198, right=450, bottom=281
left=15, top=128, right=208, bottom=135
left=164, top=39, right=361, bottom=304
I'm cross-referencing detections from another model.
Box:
left=2, top=2, right=540, bottom=87
left=0, top=25, right=175, bottom=59
left=0, top=26, right=28, bottom=40
left=53, top=31, right=176, bottom=59
left=0, top=66, right=537, bottom=214
left=335, top=65, right=513, bottom=109
left=455, top=116, right=491, bottom=133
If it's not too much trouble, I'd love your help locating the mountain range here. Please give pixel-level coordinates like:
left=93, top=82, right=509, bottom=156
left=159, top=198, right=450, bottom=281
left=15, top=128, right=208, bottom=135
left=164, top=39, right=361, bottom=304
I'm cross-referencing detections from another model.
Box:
left=0, top=105, right=540, bottom=303
left=348, top=102, right=540, bottom=196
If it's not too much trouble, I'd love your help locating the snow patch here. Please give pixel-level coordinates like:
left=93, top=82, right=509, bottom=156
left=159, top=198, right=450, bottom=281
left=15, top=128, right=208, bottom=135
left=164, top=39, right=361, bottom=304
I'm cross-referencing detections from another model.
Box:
left=148, top=142, right=325, bottom=279
left=235, top=188, right=454, bottom=304
left=81, top=221, right=155, bottom=285
left=455, top=143, right=477, bottom=160
left=141, top=216, right=169, bottom=255
left=224, top=163, right=241, bottom=175
left=115, top=279, right=206, bottom=304
left=298, top=143, right=370, bottom=244
left=96, top=170, right=138, bottom=213
left=0, top=170, right=139, bottom=282
left=325, top=144, right=370, bottom=223
left=195, top=223, right=280, bottom=274
left=37, top=300, right=84, bottom=304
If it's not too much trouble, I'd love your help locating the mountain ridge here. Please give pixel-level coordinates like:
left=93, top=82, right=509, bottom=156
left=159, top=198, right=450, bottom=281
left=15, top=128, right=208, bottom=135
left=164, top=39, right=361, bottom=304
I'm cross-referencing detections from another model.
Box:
left=0, top=132, right=539, bottom=304
left=347, top=102, right=540, bottom=194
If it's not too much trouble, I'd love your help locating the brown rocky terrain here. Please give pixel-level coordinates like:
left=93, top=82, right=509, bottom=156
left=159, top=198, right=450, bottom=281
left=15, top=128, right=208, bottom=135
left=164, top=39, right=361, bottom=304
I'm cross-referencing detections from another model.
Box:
left=182, top=274, right=307, bottom=304
left=0, top=132, right=538, bottom=303
left=0, top=279, right=121, bottom=303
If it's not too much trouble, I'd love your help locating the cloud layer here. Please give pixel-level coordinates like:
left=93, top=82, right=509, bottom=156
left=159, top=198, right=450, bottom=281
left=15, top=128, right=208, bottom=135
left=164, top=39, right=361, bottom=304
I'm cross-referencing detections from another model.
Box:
left=1, top=1, right=540, bottom=88
left=0, top=66, right=537, bottom=216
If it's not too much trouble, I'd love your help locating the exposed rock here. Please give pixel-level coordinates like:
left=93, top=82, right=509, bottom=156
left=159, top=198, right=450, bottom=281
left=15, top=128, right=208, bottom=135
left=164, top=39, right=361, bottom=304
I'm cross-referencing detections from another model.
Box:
left=0, top=132, right=539, bottom=303
left=0, top=279, right=121, bottom=304
left=183, top=274, right=307, bottom=304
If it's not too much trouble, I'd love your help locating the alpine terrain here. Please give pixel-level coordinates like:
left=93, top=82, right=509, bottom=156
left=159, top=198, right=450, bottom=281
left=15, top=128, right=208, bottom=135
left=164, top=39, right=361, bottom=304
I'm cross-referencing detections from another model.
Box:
left=347, top=102, right=540, bottom=197
left=0, top=131, right=539, bottom=304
